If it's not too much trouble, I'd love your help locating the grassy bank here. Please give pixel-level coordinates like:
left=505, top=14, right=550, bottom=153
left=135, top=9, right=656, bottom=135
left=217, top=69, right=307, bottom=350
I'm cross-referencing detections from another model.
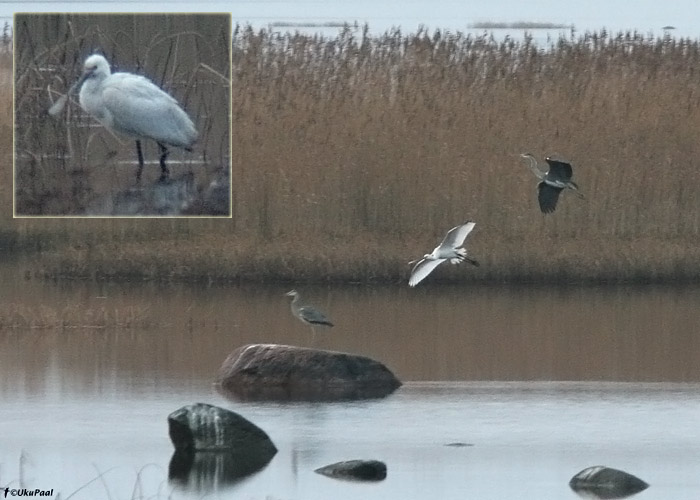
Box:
left=3, top=27, right=700, bottom=284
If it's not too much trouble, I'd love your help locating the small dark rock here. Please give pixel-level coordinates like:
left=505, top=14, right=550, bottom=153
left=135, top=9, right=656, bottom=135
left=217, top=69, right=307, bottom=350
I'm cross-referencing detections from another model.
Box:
left=569, top=465, right=649, bottom=499
left=444, top=442, right=474, bottom=447
left=216, top=344, right=402, bottom=402
left=315, top=459, right=387, bottom=481
left=167, top=402, right=277, bottom=455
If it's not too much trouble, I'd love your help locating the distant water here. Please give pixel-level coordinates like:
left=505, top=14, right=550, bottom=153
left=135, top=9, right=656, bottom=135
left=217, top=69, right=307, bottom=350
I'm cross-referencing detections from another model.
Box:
left=4, top=0, right=700, bottom=41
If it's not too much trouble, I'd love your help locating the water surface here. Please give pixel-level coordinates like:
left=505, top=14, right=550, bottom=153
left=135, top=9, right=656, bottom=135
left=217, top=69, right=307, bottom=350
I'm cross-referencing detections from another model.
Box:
left=1, top=278, right=699, bottom=498
left=4, top=0, right=700, bottom=40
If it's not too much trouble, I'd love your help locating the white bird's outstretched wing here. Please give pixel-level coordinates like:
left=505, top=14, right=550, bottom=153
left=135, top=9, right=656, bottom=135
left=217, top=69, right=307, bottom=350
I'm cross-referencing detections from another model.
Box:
left=439, top=222, right=476, bottom=250
left=409, top=258, right=446, bottom=287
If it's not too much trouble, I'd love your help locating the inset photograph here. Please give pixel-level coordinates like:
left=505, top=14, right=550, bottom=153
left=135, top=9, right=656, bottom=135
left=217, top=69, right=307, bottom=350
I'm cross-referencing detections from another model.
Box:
left=14, top=13, right=231, bottom=217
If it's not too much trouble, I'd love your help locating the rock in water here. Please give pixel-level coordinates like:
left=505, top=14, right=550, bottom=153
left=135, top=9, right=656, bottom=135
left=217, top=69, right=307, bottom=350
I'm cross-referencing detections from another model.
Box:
left=569, top=465, right=649, bottom=498
left=167, top=403, right=278, bottom=490
left=314, top=460, right=387, bottom=481
left=167, top=402, right=277, bottom=455
left=216, top=344, right=402, bottom=402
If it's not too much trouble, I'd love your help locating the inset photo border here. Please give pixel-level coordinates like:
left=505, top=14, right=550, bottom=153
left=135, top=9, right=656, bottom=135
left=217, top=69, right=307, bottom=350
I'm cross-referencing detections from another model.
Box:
left=13, top=13, right=232, bottom=217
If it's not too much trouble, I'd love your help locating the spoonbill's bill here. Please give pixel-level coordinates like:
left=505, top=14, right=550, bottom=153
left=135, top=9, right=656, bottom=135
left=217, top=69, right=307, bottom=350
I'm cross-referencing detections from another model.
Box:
left=285, top=290, right=334, bottom=337
left=520, top=153, right=583, bottom=213
left=74, top=54, right=198, bottom=181
left=409, top=222, right=479, bottom=287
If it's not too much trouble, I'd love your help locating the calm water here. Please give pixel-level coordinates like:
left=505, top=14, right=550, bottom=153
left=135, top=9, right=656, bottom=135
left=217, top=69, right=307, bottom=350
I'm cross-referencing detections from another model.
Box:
left=1, top=275, right=699, bottom=499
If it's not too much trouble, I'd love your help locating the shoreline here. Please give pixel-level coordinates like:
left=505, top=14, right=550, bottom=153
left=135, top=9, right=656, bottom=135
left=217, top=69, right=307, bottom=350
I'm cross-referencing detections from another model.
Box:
left=16, top=233, right=700, bottom=286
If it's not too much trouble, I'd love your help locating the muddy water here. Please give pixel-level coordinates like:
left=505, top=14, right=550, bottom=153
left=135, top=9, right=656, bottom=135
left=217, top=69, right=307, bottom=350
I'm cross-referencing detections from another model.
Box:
left=0, top=277, right=699, bottom=499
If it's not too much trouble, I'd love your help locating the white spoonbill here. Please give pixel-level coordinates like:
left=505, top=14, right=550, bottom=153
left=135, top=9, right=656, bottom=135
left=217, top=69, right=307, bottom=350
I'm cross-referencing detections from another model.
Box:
left=75, top=54, right=198, bottom=181
left=409, top=222, right=479, bottom=287
left=520, top=153, right=583, bottom=213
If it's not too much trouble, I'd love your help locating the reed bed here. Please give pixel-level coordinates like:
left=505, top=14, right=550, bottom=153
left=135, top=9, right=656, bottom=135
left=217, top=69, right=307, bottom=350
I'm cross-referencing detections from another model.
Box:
left=0, top=303, right=152, bottom=329
left=4, top=26, right=700, bottom=283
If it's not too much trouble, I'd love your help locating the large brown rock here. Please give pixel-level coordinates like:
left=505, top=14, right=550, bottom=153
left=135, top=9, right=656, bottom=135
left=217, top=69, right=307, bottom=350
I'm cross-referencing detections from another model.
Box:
left=216, top=344, right=402, bottom=402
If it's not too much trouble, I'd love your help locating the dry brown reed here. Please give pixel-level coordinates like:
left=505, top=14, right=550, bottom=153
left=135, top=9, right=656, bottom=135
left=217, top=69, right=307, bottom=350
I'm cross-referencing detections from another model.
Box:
left=4, top=26, right=700, bottom=283
left=0, top=303, right=152, bottom=329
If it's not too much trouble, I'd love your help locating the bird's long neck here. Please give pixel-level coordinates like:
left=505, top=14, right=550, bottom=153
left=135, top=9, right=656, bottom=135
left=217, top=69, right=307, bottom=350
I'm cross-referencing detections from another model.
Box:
left=523, top=155, right=546, bottom=180
left=289, top=294, right=301, bottom=312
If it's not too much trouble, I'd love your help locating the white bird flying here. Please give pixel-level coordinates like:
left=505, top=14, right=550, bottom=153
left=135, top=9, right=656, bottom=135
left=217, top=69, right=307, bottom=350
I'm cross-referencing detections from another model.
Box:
left=408, top=222, right=479, bottom=287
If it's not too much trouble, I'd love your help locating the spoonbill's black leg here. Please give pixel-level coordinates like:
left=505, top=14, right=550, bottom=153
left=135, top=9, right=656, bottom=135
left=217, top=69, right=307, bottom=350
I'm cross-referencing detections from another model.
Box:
left=157, top=142, right=170, bottom=181
left=135, top=140, right=144, bottom=182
